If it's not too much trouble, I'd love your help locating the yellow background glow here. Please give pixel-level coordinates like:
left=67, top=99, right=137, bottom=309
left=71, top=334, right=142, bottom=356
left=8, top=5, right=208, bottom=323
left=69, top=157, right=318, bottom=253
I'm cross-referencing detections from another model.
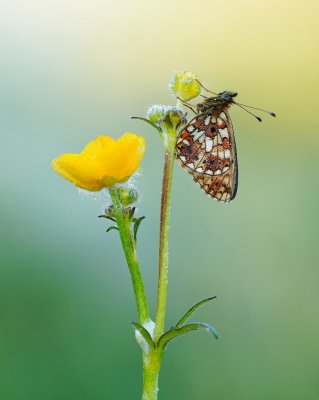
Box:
left=1, top=0, right=318, bottom=398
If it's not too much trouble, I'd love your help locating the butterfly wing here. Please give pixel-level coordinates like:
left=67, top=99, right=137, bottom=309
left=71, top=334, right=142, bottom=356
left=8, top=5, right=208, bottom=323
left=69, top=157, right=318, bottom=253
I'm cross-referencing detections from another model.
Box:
left=176, top=110, right=238, bottom=202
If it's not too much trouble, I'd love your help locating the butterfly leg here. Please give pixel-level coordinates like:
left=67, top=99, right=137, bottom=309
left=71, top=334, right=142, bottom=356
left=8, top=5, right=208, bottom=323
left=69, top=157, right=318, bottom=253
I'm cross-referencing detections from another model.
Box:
left=176, top=97, right=198, bottom=114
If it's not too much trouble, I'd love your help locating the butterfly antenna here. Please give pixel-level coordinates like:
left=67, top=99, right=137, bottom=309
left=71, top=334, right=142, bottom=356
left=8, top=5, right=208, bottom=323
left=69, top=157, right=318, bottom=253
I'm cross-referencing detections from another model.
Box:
left=235, top=102, right=276, bottom=117
left=233, top=102, right=263, bottom=122
left=195, top=79, right=218, bottom=95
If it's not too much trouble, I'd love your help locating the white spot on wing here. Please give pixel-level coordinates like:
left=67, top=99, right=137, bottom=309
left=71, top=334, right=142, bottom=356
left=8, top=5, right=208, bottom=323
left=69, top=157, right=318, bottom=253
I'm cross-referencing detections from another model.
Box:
left=193, top=130, right=204, bottom=140
left=204, top=116, right=211, bottom=125
left=196, top=167, right=204, bottom=173
left=206, top=170, right=213, bottom=175
left=219, top=112, right=226, bottom=119
left=187, top=162, right=195, bottom=169
left=215, top=169, right=222, bottom=175
left=224, top=149, right=231, bottom=159
left=219, top=128, right=228, bottom=138
left=180, top=156, right=186, bottom=162
left=188, top=125, right=195, bottom=132
left=205, top=137, right=213, bottom=152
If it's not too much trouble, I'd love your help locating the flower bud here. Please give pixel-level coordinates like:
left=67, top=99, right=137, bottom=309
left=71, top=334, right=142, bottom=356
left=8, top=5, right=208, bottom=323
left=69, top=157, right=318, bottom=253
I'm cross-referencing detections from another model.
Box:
left=169, top=109, right=187, bottom=130
left=146, top=104, right=187, bottom=132
left=105, top=205, right=116, bottom=219
left=146, top=104, right=170, bottom=125
left=118, top=187, right=138, bottom=206
left=169, top=71, right=201, bottom=101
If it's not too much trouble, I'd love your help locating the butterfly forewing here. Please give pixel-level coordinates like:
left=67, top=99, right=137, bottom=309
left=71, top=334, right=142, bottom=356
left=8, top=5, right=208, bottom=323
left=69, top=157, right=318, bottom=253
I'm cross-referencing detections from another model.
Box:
left=176, top=109, right=238, bottom=202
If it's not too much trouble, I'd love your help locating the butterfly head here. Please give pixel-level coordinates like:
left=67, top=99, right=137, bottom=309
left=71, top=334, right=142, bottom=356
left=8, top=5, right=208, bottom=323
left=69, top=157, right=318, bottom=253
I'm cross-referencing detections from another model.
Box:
left=197, top=91, right=237, bottom=113
left=218, top=91, right=238, bottom=102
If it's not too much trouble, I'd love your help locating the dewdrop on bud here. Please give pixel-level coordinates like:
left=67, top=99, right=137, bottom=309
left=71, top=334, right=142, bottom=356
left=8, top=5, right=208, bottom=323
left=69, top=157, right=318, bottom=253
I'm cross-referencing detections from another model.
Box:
left=146, top=104, right=171, bottom=125
left=118, top=187, right=138, bottom=206
left=169, top=71, right=201, bottom=101
left=146, top=104, right=187, bottom=132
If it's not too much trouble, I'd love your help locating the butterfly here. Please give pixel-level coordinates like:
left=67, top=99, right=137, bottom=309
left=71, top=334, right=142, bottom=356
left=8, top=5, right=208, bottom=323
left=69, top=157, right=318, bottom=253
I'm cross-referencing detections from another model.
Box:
left=176, top=84, right=275, bottom=202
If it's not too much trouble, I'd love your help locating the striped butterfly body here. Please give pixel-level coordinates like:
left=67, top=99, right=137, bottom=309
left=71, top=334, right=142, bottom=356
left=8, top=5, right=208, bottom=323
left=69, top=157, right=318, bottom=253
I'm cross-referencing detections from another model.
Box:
left=176, top=91, right=238, bottom=202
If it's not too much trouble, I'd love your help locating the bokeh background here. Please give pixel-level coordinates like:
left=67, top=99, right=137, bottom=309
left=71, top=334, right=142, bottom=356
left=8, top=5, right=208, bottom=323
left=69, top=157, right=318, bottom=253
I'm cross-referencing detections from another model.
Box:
left=1, top=0, right=319, bottom=399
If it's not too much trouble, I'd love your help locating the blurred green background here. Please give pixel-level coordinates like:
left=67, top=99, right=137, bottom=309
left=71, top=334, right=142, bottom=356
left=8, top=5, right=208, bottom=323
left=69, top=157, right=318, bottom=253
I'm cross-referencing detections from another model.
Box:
left=1, top=0, right=319, bottom=399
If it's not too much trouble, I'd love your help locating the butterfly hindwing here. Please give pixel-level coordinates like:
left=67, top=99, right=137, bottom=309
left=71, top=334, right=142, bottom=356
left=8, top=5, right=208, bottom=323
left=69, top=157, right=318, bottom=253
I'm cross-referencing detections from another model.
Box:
left=176, top=110, right=238, bottom=202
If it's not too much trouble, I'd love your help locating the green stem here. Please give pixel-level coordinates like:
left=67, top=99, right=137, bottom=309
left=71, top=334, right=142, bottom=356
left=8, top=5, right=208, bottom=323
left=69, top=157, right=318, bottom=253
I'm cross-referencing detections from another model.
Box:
left=154, top=130, right=177, bottom=341
left=109, top=187, right=149, bottom=324
left=141, top=129, right=176, bottom=400
left=142, top=348, right=163, bottom=400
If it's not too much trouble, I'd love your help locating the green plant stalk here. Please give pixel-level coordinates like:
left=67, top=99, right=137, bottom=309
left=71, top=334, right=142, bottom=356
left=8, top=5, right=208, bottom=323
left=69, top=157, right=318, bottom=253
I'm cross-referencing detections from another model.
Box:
left=142, top=348, right=163, bottom=400
left=109, top=187, right=149, bottom=324
left=154, top=129, right=177, bottom=341
left=140, top=128, right=177, bottom=400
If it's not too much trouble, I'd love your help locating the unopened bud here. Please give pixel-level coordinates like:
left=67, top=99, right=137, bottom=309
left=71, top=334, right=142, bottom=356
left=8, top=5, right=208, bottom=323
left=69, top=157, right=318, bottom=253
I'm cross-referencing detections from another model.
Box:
left=118, top=187, right=138, bottom=206
left=169, top=71, right=201, bottom=101
left=146, top=104, right=187, bottom=133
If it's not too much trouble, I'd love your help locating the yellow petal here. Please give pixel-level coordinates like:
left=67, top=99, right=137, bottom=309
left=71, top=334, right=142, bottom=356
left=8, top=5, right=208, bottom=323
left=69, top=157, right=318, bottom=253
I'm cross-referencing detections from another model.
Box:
left=108, top=133, right=145, bottom=181
left=52, top=154, right=108, bottom=190
left=52, top=133, right=145, bottom=191
left=82, top=135, right=115, bottom=158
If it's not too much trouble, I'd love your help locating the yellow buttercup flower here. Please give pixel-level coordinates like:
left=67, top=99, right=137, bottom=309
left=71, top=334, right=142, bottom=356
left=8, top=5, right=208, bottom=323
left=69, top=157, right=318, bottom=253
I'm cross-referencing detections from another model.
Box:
left=52, top=133, right=145, bottom=191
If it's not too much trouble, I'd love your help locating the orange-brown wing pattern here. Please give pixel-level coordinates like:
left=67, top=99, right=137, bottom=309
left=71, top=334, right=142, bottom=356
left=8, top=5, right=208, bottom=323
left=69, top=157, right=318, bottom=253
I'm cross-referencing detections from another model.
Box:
left=176, top=110, right=238, bottom=202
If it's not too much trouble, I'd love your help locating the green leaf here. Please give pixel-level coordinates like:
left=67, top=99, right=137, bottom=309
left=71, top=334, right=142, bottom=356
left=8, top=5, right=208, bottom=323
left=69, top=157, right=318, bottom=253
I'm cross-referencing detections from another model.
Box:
left=133, top=216, right=145, bottom=241
left=175, top=296, right=217, bottom=328
left=131, top=116, right=162, bottom=134
left=98, top=215, right=117, bottom=222
left=132, top=322, right=155, bottom=350
left=158, top=322, right=218, bottom=350
left=128, top=207, right=136, bottom=221
left=106, top=226, right=118, bottom=233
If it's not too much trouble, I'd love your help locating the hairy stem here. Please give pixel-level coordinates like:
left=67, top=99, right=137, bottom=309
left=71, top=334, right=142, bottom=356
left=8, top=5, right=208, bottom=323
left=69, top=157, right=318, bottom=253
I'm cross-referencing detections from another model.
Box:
left=109, top=187, right=149, bottom=323
left=154, top=131, right=177, bottom=341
